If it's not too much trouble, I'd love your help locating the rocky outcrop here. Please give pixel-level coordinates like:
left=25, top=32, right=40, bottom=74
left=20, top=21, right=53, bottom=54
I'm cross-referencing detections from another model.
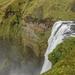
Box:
left=21, top=16, right=53, bottom=57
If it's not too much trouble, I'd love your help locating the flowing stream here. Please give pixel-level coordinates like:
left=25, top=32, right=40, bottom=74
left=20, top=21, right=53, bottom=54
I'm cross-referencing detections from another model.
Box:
left=40, top=21, right=75, bottom=74
left=0, top=39, right=44, bottom=75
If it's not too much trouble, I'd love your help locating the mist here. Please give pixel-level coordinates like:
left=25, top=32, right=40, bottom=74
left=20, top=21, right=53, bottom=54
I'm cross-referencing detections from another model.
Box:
left=0, top=40, right=44, bottom=75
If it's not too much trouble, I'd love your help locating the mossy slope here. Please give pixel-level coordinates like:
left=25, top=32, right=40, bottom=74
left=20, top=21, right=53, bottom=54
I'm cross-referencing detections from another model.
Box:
left=22, top=0, right=75, bottom=21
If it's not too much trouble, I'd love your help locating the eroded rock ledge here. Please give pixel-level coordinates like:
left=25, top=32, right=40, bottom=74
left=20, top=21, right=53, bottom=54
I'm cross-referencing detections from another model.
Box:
left=21, top=16, right=54, bottom=57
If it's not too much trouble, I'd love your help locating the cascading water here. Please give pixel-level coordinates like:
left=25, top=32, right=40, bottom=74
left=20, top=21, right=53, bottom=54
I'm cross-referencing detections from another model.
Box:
left=40, top=21, right=75, bottom=74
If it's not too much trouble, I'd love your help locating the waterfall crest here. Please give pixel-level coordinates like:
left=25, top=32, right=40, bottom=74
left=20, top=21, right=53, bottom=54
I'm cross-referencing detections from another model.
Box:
left=40, top=21, right=75, bottom=74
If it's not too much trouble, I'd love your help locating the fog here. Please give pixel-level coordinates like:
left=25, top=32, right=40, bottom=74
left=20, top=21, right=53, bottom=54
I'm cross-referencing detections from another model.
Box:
left=0, top=40, right=44, bottom=75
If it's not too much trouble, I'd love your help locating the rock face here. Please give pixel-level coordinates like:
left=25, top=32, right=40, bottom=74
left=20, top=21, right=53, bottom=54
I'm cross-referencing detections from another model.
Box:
left=21, top=17, right=50, bottom=57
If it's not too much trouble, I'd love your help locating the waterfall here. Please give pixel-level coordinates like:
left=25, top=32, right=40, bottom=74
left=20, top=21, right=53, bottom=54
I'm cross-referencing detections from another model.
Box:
left=40, top=21, right=75, bottom=74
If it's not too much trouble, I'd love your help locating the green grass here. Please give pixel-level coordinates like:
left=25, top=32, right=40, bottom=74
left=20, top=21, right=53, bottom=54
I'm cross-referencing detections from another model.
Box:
left=0, top=0, right=75, bottom=22
left=0, top=0, right=9, bottom=4
left=0, top=0, right=15, bottom=22
left=0, top=12, right=23, bottom=42
left=21, top=0, right=75, bottom=21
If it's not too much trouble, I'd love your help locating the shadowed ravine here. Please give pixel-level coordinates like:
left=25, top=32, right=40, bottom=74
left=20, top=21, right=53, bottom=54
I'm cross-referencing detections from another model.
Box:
left=0, top=40, right=44, bottom=75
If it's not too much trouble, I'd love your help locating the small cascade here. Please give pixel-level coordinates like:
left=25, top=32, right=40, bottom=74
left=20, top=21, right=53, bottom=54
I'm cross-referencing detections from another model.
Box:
left=40, top=21, right=75, bottom=74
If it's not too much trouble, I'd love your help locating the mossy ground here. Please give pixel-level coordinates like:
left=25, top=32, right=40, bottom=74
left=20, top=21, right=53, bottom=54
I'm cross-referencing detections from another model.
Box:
left=22, top=0, right=75, bottom=21
left=0, top=0, right=75, bottom=21
left=41, top=37, right=75, bottom=75
left=0, top=0, right=24, bottom=44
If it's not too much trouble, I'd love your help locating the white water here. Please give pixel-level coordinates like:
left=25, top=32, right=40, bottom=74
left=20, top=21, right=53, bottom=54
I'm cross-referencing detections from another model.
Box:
left=40, top=21, right=75, bottom=74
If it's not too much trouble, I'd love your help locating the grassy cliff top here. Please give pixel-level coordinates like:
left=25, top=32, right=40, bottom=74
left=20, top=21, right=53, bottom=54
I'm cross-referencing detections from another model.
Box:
left=0, top=0, right=75, bottom=21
